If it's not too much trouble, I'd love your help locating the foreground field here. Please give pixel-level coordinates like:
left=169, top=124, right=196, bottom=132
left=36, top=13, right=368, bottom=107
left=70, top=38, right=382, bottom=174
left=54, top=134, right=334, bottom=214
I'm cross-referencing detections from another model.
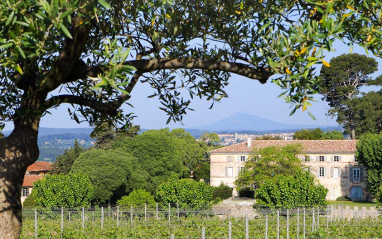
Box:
left=21, top=207, right=382, bottom=238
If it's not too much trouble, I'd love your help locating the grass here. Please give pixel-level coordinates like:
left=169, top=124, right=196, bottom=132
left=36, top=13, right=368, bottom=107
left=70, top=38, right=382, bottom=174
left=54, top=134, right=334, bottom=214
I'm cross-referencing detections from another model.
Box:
left=328, top=200, right=377, bottom=209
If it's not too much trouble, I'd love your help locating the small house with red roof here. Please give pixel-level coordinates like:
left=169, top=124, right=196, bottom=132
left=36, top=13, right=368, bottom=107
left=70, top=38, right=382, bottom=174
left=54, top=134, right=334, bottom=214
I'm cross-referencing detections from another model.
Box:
left=210, top=139, right=370, bottom=201
left=22, top=161, right=53, bottom=204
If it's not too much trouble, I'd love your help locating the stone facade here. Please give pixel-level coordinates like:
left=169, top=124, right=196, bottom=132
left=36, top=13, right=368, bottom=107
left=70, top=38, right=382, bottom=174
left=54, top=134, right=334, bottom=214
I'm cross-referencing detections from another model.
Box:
left=210, top=140, right=369, bottom=201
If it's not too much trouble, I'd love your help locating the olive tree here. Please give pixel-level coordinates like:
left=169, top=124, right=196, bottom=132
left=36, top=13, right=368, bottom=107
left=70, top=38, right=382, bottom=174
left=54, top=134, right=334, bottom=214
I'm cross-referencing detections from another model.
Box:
left=1, top=0, right=382, bottom=237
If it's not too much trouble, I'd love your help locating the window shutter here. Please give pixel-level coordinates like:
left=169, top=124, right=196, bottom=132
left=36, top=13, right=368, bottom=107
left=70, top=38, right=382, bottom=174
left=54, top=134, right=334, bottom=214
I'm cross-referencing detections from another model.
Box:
left=324, top=156, right=327, bottom=162
left=236, top=156, right=240, bottom=162
left=225, top=167, right=228, bottom=177
left=360, top=167, right=364, bottom=182
left=324, top=167, right=327, bottom=177
left=317, top=167, right=320, bottom=177
left=349, top=166, right=353, bottom=182
left=330, top=156, right=333, bottom=162
left=338, top=156, right=341, bottom=162
left=330, top=167, right=334, bottom=177
left=338, top=168, right=342, bottom=177
left=316, top=156, right=319, bottom=162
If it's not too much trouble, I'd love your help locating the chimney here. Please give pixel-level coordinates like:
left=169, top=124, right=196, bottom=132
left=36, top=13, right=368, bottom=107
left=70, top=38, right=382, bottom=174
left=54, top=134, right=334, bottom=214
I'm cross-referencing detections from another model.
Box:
left=247, top=137, right=252, bottom=148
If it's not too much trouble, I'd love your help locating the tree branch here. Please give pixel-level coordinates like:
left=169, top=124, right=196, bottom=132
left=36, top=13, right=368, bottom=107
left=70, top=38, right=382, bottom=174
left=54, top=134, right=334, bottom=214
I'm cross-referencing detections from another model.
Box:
left=124, top=58, right=273, bottom=84
left=44, top=95, right=123, bottom=116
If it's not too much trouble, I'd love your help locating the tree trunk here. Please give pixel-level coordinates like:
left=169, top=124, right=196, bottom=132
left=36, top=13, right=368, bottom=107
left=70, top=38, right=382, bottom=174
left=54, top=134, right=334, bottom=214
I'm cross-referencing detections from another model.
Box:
left=350, top=128, right=356, bottom=140
left=0, top=121, right=39, bottom=238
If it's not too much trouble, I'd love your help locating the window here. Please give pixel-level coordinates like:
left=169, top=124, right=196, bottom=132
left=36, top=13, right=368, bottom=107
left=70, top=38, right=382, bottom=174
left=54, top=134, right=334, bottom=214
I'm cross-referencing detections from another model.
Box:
left=353, top=167, right=360, bottom=182
left=333, top=167, right=339, bottom=178
left=225, top=167, right=233, bottom=178
left=240, top=156, right=246, bottom=162
left=319, top=156, right=325, bottom=162
left=319, top=167, right=325, bottom=177
left=354, top=156, right=358, bottom=162
left=22, top=188, right=29, bottom=197
left=227, top=156, right=233, bottom=162
left=304, top=156, right=310, bottom=162
left=333, top=156, right=340, bottom=162
left=238, top=167, right=245, bottom=174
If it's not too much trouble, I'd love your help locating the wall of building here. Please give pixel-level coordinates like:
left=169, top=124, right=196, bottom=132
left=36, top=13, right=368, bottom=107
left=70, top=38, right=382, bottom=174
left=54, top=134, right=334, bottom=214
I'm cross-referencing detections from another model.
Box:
left=210, top=152, right=369, bottom=200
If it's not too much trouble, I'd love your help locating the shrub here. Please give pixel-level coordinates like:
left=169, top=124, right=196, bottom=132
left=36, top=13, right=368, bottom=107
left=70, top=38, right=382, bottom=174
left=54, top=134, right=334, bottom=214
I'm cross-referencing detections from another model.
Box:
left=23, top=192, right=37, bottom=208
left=255, top=171, right=328, bottom=209
left=33, top=174, right=93, bottom=209
left=117, top=189, right=155, bottom=207
left=155, top=179, right=214, bottom=209
left=212, top=183, right=232, bottom=200
left=336, top=196, right=351, bottom=201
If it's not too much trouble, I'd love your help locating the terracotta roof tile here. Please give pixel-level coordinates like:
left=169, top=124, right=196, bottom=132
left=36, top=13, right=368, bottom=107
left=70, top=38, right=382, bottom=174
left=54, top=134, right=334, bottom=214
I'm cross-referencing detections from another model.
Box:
left=210, top=140, right=357, bottom=154
left=23, top=175, right=43, bottom=187
left=26, top=162, right=53, bottom=172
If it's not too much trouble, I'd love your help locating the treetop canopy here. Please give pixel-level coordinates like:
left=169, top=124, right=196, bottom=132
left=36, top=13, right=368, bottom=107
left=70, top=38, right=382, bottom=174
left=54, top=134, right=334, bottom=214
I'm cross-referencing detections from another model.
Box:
left=1, top=0, right=382, bottom=129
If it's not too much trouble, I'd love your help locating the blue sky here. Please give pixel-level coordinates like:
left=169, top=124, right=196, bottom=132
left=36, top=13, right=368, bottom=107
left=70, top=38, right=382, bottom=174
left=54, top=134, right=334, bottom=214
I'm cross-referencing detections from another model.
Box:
left=3, top=42, right=382, bottom=131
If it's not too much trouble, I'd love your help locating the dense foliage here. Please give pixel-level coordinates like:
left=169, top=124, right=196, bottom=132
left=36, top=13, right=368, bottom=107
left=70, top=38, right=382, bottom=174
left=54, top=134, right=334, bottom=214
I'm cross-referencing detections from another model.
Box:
left=212, top=183, right=233, bottom=201
left=199, top=132, right=221, bottom=147
left=256, top=135, right=284, bottom=140
left=117, top=189, right=155, bottom=208
left=348, top=90, right=382, bottom=137
left=319, top=54, right=379, bottom=139
left=71, top=149, right=146, bottom=204
left=22, top=192, right=37, bottom=208
left=155, top=179, right=214, bottom=209
left=33, top=174, right=93, bottom=209
left=356, top=134, right=382, bottom=200
left=90, top=123, right=140, bottom=150
left=235, top=144, right=304, bottom=192
left=193, top=161, right=210, bottom=181
left=293, top=128, right=344, bottom=140
left=112, top=128, right=208, bottom=193
left=52, top=140, right=85, bottom=174
left=255, top=171, right=328, bottom=209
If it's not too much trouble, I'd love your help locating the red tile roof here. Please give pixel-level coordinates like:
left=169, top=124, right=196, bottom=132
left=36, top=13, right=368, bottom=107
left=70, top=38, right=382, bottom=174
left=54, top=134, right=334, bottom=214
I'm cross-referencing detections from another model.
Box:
left=23, top=175, right=43, bottom=187
left=26, top=162, right=53, bottom=172
left=210, top=140, right=357, bottom=154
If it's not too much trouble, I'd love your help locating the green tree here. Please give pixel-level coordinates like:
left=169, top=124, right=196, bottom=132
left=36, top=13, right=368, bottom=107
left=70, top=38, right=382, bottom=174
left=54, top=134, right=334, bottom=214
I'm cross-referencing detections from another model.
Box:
left=90, top=122, right=140, bottom=150
left=200, top=132, right=221, bottom=148
left=256, top=135, right=284, bottom=140
left=117, top=189, right=155, bottom=208
left=33, top=174, right=93, bottom=209
left=71, top=149, right=147, bottom=204
left=356, top=134, right=382, bottom=199
left=236, top=144, right=304, bottom=193
left=112, top=129, right=207, bottom=193
left=155, top=179, right=214, bottom=209
left=349, top=90, right=382, bottom=137
left=193, top=161, right=210, bottom=181
left=1, top=0, right=382, bottom=236
left=255, top=171, right=328, bottom=209
left=51, top=140, right=85, bottom=174
left=322, top=130, right=345, bottom=140
left=319, top=54, right=379, bottom=139
left=293, top=128, right=324, bottom=140
left=293, top=128, right=344, bottom=140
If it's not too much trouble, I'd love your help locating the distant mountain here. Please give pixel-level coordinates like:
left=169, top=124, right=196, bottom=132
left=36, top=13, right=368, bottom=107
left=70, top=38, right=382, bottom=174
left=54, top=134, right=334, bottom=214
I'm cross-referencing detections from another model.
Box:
left=196, top=112, right=340, bottom=132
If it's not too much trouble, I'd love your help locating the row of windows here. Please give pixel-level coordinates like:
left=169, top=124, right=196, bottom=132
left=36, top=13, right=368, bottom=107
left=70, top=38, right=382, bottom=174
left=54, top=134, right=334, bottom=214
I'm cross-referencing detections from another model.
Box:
left=226, top=155, right=357, bottom=163
left=315, top=166, right=363, bottom=182
left=226, top=166, right=363, bottom=182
